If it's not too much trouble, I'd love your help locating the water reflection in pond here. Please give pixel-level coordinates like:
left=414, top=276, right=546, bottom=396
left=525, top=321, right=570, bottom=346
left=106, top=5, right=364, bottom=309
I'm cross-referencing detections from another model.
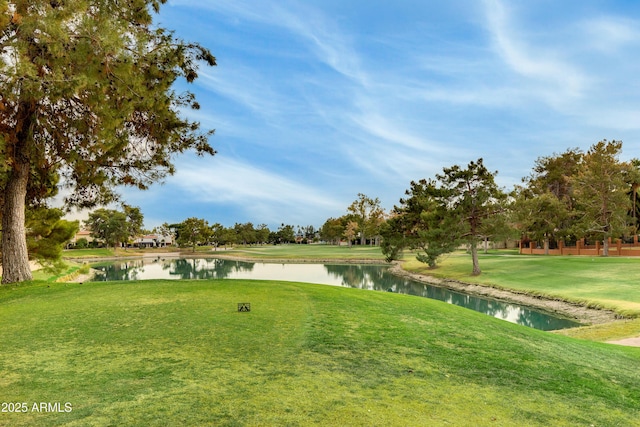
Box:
left=90, top=257, right=580, bottom=331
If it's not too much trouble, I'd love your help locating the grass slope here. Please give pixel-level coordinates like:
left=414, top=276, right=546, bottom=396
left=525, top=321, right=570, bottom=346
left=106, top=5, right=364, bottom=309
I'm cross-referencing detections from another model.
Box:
left=1, top=279, right=639, bottom=426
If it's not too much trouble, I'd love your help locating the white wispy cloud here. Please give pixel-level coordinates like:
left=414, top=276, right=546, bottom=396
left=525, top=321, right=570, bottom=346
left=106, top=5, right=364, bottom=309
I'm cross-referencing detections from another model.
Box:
left=273, top=5, right=368, bottom=86
left=582, top=16, right=640, bottom=53
left=349, top=110, right=446, bottom=154
left=170, top=155, right=344, bottom=223
left=169, top=0, right=367, bottom=85
left=197, top=67, right=290, bottom=120
left=482, top=0, right=588, bottom=104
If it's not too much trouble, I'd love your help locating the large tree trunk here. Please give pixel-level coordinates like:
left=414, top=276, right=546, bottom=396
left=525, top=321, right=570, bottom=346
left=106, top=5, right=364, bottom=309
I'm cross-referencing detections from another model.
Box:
left=470, top=242, right=481, bottom=276
left=633, top=185, right=638, bottom=231
left=2, top=159, right=32, bottom=284
left=2, top=101, right=36, bottom=284
left=544, top=235, right=550, bottom=255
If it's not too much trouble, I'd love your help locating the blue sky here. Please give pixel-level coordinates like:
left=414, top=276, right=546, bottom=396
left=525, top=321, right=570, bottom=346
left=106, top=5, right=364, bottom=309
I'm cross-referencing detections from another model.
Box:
left=112, top=0, right=640, bottom=229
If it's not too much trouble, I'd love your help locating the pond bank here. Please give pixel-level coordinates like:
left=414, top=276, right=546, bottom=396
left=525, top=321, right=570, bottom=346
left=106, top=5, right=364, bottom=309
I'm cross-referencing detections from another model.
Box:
left=65, top=252, right=622, bottom=326
left=64, top=253, right=640, bottom=345
left=207, top=253, right=625, bottom=327
left=214, top=255, right=628, bottom=326
left=387, top=262, right=621, bottom=326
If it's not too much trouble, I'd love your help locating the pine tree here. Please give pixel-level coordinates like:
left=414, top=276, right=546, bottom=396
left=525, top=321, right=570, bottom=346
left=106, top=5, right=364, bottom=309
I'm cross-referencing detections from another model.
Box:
left=572, top=140, right=631, bottom=256
left=436, top=159, right=505, bottom=276
left=0, top=1, right=216, bottom=283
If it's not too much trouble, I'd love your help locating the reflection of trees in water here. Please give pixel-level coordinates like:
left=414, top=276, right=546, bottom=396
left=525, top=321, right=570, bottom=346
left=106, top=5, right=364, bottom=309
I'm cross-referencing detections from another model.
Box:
left=92, top=258, right=256, bottom=281
left=323, top=264, right=578, bottom=331
left=324, top=264, right=411, bottom=291
left=92, top=260, right=145, bottom=281
left=168, top=258, right=255, bottom=279
left=516, top=310, right=572, bottom=330
left=324, top=264, right=367, bottom=288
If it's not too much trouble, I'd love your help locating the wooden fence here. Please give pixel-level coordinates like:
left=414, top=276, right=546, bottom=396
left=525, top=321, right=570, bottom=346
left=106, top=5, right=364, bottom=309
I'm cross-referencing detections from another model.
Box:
left=519, top=237, right=640, bottom=256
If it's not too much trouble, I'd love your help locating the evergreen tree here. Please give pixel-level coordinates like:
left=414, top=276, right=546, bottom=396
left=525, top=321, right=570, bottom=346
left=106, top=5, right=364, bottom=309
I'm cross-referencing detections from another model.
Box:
left=517, top=148, right=582, bottom=247
left=512, top=190, right=569, bottom=254
left=436, top=159, right=505, bottom=275
left=383, top=160, right=504, bottom=274
left=381, top=179, right=459, bottom=267
left=26, top=206, right=79, bottom=268
left=256, top=224, right=270, bottom=245
left=626, top=158, right=640, bottom=234
left=276, top=224, right=296, bottom=244
left=123, top=205, right=144, bottom=247
left=0, top=0, right=216, bottom=283
left=209, top=223, right=225, bottom=250
left=572, top=140, right=631, bottom=256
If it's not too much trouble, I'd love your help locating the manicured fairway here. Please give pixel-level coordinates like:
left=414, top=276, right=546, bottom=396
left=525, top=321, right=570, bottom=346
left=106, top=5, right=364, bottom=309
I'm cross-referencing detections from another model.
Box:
left=211, top=244, right=389, bottom=261
left=1, top=279, right=639, bottom=426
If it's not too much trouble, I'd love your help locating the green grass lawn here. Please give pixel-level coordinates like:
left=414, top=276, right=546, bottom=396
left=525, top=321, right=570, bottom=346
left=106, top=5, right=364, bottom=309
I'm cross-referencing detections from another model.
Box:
left=1, top=279, right=639, bottom=426
left=212, top=244, right=390, bottom=261
left=62, top=248, right=117, bottom=258
left=63, top=248, right=176, bottom=258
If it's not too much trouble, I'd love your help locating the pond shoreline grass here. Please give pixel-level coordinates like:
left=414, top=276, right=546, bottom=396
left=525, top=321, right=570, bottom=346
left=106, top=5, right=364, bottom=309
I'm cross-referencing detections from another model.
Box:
left=1, top=278, right=639, bottom=426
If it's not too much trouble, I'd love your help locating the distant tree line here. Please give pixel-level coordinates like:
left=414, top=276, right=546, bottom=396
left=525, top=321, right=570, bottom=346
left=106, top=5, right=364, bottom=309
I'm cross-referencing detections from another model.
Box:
left=76, top=194, right=389, bottom=253
left=22, top=140, right=639, bottom=281
left=167, top=221, right=324, bottom=250
left=76, top=212, right=321, bottom=251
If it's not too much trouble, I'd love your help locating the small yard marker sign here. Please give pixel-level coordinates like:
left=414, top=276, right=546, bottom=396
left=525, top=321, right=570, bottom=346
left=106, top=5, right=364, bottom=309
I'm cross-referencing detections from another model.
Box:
left=238, top=303, right=251, bottom=312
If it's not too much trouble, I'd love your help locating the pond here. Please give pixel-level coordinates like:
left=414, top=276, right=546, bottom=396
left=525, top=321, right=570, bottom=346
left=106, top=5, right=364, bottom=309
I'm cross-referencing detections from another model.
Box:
left=89, top=257, right=581, bottom=331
